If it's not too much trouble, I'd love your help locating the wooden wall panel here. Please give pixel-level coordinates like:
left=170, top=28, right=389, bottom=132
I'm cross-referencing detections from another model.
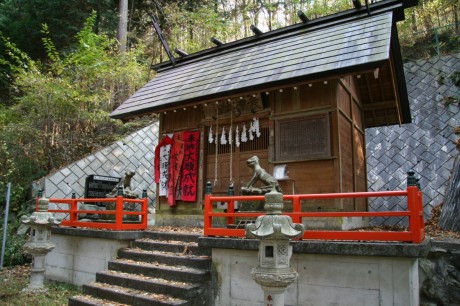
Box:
left=284, top=160, right=335, bottom=194
left=354, top=128, right=367, bottom=210
left=286, top=160, right=336, bottom=210
left=339, top=115, right=354, bottom=190
left=344, top=75, right=360, bottom=101
left=273, top=82, right=333, bottom=114
left=339, top=114, right=354, bottom=210
left=337, top=83, right=351, bottom=118
left=352, top=99, right=364, bottom=131
left=353, top=129, right=366, bottom=181
left=161, top=107, right=202, bottom=133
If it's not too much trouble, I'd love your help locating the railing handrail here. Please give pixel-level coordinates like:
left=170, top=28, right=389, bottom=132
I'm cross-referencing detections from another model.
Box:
left=210, top=190, right=408, bottom=202
left=204, top=186, right=425, bottom=243
left=38, top=195, right=149, bottom=231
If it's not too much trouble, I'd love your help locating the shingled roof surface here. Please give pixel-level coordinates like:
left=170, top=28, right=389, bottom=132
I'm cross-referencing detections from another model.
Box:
left=111, top=12, right=394, bottom=119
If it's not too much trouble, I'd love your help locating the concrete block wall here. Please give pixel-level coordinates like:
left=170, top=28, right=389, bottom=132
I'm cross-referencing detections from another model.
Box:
left=35, top=123, right=159, bottom=214
left=212, top=249, right=419, bottom=306
left=366, top=53, right=460, bottom=226
left=46, top=234, right=131, bottom=286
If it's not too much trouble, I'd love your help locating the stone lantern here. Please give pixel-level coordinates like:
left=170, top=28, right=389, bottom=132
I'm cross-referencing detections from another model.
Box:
left=21, top=197, right=61, bottom=292
left=245, top=188, right=304, bottom=306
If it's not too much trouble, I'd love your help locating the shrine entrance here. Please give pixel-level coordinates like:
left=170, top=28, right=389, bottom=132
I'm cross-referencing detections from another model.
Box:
left=205, top=121, right=269, bottom=196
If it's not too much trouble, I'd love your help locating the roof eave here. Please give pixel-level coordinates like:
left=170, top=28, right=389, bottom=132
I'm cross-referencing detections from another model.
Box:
left=150, top=0, right=417, bottom=73
left=110, top=59, right=388, bottom=120
left=391, top=23, right=412, bottom=124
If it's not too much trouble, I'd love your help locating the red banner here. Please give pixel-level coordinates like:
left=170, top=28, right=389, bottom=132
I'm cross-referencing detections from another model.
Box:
left=154, top=135, right=173, bottom=184
left=180, top=131, right=200, bottom=202
left=168, top=132, right=185, bottom=206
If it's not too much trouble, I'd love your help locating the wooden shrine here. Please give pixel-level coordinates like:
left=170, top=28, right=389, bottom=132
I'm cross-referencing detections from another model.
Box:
left=111, top=0, right=417, bottom=225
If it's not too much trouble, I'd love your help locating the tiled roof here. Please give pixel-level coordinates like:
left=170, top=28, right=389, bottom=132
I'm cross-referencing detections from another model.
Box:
left=111, top=11, right=396, bottom=119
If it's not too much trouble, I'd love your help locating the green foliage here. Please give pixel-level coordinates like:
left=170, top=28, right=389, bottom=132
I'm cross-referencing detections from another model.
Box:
left=0, top=33, right=37, bottom=100
left=0, top=12, right=148, bottom=213
left=0, top=0, right=117, bottom=60
left=41, top=24, right=61, bottom=66
left=0, top=221, right=30, bottom=267
left=397, top=0, right=460, bottom=60
left=163, top=3, right=228, bottom=53
left=450, top=70, right=460, bottom=87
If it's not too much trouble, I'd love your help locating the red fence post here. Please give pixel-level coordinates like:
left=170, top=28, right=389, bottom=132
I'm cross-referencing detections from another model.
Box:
left=70, top=192, right=78, bottom=224
left=292, top=195, right=301, bottom=224
left=141, top=189, right=148, bottom=230
left=418, top=189, right=425, bottom=240
left=407, top=186, right=422, bottom=243
left=204, top=181, right=212, bottom=237
left=115, top=186, right=124, bottom=230
left=407, top=170, right=425, bottom=243
left=227, top=184, right=235, bottom=225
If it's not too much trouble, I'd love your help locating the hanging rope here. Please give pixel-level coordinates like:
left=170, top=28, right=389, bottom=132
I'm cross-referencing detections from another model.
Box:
left=229, top=102, right=234, bottom=184
left=214, top=103, right=219, bottom=186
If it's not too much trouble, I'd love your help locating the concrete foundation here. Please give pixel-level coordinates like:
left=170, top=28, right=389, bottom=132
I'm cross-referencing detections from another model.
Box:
left=45, top=227, right=143, bottom=286
left=44, top=227, right=435, bottom=306
left=200, top=238, right=429, bottom=306
left=212, top=249, right=418, bottom=306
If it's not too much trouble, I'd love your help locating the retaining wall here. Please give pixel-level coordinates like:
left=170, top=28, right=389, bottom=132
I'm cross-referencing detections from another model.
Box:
left=367, top=53, right=460, bottom=226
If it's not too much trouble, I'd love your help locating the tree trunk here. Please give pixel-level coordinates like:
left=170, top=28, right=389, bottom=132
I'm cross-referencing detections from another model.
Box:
left=117, top=0, right=128, bottom=53
left=454, top=2, right=459, bottom=34
left=411, top=11, right=418, bottom=32
left=439, top=155, right=460, bottom=232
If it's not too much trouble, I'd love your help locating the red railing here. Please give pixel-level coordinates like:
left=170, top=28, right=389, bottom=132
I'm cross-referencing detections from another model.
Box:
left=204, top=186, right=425, bottom=243
left=37, top=196, right=148, bottom=231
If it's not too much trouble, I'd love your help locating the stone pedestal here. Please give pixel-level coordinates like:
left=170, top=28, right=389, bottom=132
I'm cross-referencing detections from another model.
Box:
left=27, top=254, right=47, bottom=292
left=252, top=266, right=299, bottom=305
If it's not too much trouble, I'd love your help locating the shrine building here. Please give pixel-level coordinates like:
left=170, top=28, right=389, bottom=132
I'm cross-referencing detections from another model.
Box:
left=111, top=0, right=418, bottom=226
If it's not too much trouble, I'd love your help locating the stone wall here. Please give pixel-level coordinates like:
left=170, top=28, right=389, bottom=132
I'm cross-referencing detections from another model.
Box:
left=366, top=53, right=460, bottom=226
left=35, top=123, right=159, bottom=216
left=419, top=240, right=460, bottom=305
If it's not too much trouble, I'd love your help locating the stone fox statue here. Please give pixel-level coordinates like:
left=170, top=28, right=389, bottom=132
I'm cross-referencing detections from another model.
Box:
left=241, top=156, right=282, bottom=195
left=106, top=169, right=137, bottom=198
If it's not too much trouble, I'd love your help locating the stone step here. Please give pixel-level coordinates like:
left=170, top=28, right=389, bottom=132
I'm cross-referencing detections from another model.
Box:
left=81, top=282, right=189, bottom=306
left=95, top=270, right=205, bottom=302
left=108, top=258, right=210, bottom=283
left=133, top=238, right=211, bottom=256
left=143, top=231, right=202, bottom=243
left=69, top=295, right=130, bottom=306
left=117, top=248, right=212, bottom=270
left=68, top=230, right=213, bottom=306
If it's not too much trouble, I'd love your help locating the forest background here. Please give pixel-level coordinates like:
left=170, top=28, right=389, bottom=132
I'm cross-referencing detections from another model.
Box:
left=0, top=0, right=458, bottom=266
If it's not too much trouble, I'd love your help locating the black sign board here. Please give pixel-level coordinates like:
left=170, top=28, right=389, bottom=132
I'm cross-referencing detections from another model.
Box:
left=84, top=175, right=121, bottom=199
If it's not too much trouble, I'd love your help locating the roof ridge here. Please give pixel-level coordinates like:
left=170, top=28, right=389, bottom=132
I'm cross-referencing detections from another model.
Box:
left=152, top=0, right=415, bottom=73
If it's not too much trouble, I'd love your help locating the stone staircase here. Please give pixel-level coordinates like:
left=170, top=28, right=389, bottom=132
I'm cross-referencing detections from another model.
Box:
left=68, top=231, right=213, bottom=306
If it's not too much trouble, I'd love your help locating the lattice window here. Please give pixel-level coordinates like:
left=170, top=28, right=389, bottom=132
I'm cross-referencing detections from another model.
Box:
left=206, top=127, right=269, bottom=155
left=277, top=244, right=287, bottom=256
left=240, top=127, right=269, bottom=152
left=276, top=114, right=331, bottom=161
